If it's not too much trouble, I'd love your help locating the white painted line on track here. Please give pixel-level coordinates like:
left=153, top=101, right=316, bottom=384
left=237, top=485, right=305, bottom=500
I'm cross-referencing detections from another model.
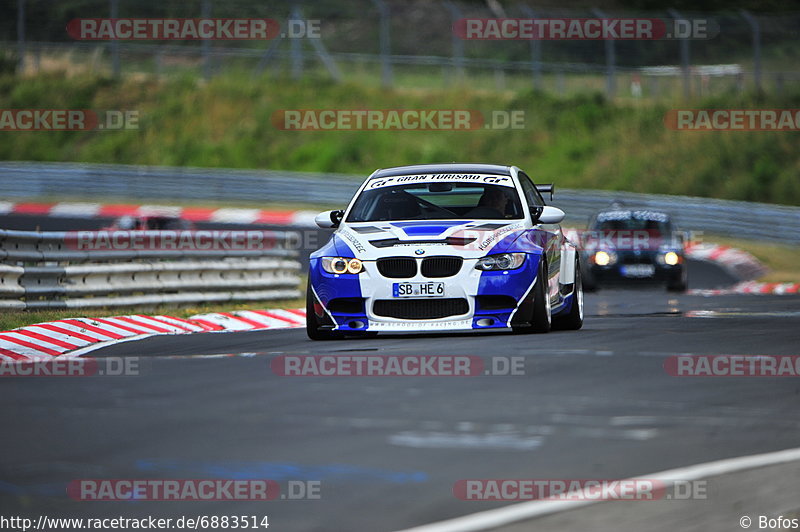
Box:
left=394, top=446, right=800, bottom=532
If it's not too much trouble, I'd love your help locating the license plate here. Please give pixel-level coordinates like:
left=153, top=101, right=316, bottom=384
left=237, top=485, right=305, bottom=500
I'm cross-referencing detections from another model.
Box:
left=393, top=282, right=445, bottom=298
left=621, top=264, right=655, bottom=278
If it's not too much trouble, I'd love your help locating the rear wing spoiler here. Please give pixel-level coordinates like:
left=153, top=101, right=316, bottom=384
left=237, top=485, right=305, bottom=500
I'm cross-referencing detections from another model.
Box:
left=536, top=184, right=554, bottom=201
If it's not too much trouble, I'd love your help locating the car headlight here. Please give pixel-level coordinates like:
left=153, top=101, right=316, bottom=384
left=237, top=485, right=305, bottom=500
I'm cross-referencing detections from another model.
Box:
left=475, top=253, right=526, bottom=271
left=593, top=250, right=616, bottom=266
left=321, top=257, right=364, bottom=274
left=660, top=251, right=681, bottom=266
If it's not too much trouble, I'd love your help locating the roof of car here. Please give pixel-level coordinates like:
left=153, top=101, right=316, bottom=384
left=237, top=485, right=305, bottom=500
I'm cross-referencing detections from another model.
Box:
left=594, top=209, right=671, bottom=220
left=372, top=163, right=512, bottom=178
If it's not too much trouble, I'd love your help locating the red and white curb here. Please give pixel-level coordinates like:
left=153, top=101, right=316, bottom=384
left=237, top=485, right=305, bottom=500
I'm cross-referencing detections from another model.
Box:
left=189, top=308, right=306, bottom=331
left=0, top=309, right=306, bottom=362
left=682, top=242, right=799, bottom=295
left=0, top=201, right=319, bottom=227
left=683, top=242, right=768, bottom=281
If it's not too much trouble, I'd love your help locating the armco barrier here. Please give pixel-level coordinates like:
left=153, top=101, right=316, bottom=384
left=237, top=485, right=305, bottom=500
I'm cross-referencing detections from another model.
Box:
left=0, top=229, right=302, bottom=310
left=1, top=162, right=799, bottom=244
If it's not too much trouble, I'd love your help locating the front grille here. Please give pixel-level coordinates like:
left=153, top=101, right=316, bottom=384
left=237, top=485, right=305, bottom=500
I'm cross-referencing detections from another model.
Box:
left=621, top=255, right=654, bottom=265
left=377, top=257, right=417, bottom=278
left=373, top=298, right=469, bottom=320
left=421, top=256, right=463, bottom=278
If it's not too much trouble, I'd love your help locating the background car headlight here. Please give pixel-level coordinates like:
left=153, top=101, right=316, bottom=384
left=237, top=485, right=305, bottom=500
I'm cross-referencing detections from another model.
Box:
left=593, top=250, right=616, bottom=266
left=321, top=257, right=364, bottom=274
left=475, top=253, right=526, bottom=271
left=661, top=251, right=681, bottom=266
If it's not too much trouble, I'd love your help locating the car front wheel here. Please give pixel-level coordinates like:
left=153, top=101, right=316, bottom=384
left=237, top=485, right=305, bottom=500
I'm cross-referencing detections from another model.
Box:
left=306, top=283, right=339, bottom=341
left=512, top=259, right=551, bottom=334
left=553, top=255, right=584, bottom=331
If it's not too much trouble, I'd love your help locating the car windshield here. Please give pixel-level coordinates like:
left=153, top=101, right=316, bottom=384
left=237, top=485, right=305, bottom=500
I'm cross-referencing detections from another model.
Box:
left=346, top=182, right=524, bottom=222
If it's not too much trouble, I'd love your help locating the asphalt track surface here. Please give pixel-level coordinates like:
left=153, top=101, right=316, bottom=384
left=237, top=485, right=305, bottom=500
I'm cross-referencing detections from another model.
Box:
left=2, top=243, right=799, bottom=531
left=1, top=213, right=798, bottom=530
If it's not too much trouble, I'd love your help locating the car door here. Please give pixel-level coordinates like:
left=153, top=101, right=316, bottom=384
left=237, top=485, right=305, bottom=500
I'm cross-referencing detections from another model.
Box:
left=519, top=172, right=562, bottom=302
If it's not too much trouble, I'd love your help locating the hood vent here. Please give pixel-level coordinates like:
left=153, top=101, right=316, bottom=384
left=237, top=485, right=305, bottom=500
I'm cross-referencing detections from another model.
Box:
left=369, top=236, right=477, bottom=248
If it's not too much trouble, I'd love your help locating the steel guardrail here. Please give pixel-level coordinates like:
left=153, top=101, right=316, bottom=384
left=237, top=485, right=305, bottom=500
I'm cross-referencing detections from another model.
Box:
left=0, top=227, right=302, bottom=309
left=1, top=161, right=798, bottom=244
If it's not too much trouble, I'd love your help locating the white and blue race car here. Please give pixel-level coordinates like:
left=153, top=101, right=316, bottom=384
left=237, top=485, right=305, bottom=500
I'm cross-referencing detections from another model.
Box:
left=306, top=164, right=584, bottom=340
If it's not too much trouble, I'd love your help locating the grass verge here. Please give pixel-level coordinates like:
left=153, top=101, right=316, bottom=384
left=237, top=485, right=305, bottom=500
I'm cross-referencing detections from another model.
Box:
left=701, top=235, right=800, bottom=284
left=2, top=73, right=800, bottom=206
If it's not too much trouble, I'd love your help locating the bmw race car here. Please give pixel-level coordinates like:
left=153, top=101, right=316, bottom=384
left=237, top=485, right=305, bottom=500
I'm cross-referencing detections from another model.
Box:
left=580, top=205, right=688, bottom=292
left=306, top=163, right=584, bottom=340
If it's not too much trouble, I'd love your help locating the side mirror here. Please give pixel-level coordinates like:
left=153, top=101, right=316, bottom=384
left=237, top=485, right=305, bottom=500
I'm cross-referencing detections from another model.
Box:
left=536, top=206, right=566, bottom=224
left=315, top=210, right=344, bottom=229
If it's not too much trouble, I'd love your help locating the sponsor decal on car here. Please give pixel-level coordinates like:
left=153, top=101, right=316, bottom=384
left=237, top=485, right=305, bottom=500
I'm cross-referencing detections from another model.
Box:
left=367, top=174, right=514, bottom=189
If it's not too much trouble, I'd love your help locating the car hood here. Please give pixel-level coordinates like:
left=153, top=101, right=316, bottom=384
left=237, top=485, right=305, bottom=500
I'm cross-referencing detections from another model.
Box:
left=332, top=220, right=528, bottom=259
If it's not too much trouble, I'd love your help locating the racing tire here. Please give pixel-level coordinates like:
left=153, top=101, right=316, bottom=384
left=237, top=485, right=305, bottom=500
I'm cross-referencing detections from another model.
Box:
left=552, top=256, right=584, bottom=331
left=666, top=267, right=688, bottom=292
left=306, top=283, right=340, bottom=341
left=512, top=259, right=551, bottom=334
left=581, top=259, right=598, bottom=292
left=667, top=280, right=687, bottom=292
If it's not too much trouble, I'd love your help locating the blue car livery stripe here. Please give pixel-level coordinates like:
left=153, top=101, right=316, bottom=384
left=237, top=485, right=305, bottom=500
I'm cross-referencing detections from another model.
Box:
left=309, top=237, right=364, bottom=329
left=390, top=221, right=473, bottom=237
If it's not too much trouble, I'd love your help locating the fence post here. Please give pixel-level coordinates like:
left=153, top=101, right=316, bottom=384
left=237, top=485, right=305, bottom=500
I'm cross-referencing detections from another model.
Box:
left=16, top=0, right=25, bottom=74
left=110, top=0, right=120, bottom=78
left=253, top=37, right=283, bottom=78
left=290, top=4, right=304, bottom=79
left=201, top=0, right=212, bottom=80
left=592, top=8, right=616, bottom=99
left=740, top=10, right=761, bottom=93
left=305, top=16, right=342, bottom=81
left=371, top=0, right=393, bottom=88
left=155, top=47, right=164, bottom=77
left=443, top=1, right=465, bottom=83
left=668, top=9, right=690, bottom=100
left=520, top=6, right=542, bottom=91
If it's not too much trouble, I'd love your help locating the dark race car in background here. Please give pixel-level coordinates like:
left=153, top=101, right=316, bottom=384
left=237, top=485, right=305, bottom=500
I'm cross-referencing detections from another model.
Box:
left=103, top=215, right=195, bottom=231
left=580, top=206, right=687, bottom=292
